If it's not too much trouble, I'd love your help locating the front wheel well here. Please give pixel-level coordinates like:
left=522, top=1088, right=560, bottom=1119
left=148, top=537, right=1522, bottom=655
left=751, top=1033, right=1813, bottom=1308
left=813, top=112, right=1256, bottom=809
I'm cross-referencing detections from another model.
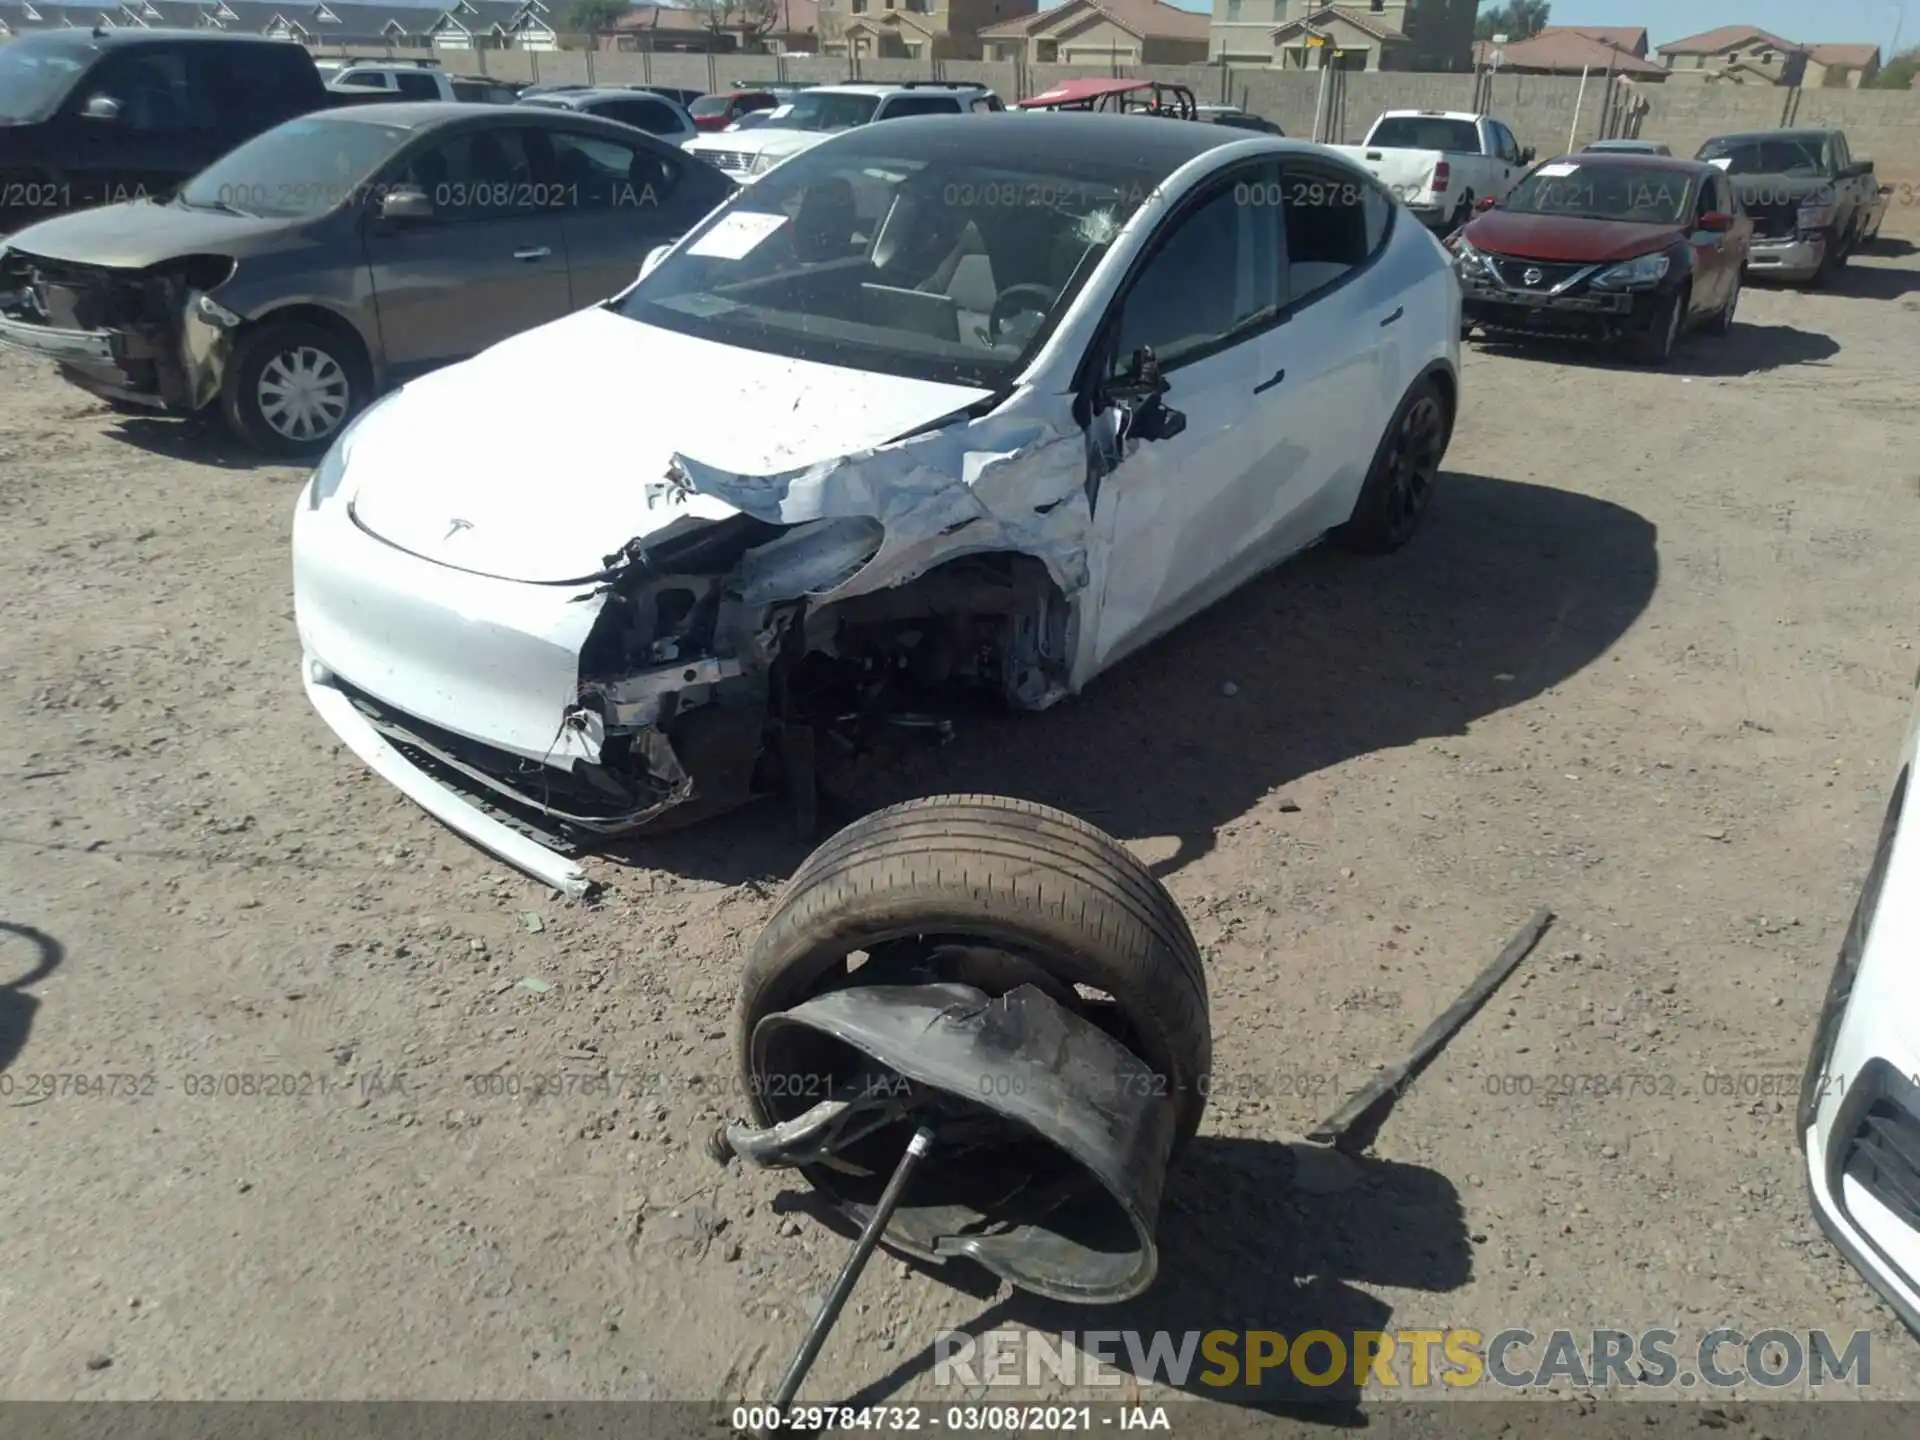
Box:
left=239, top=304, right=373, bottom=382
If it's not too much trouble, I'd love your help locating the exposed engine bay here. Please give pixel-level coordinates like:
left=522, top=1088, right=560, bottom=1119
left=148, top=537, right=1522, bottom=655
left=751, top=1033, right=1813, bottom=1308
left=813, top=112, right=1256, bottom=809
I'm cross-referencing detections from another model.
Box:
left=0, top=247, right=231, bottom=411
left=340, top=413, right=1104, bottom=856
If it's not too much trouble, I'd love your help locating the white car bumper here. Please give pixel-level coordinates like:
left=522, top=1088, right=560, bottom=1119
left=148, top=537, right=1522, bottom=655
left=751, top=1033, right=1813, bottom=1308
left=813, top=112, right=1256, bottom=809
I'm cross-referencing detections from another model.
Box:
left=292, top=484, right=606, bottom=896
left=1802, top=685, right=1920, bottom=1336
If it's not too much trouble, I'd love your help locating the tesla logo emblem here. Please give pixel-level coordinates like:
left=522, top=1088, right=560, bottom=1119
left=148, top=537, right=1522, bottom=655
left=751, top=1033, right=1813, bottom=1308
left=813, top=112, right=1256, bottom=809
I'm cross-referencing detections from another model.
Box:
left=1523, top=267, right=1545, bottom=286
left=444, top=518, right=474, bottom=540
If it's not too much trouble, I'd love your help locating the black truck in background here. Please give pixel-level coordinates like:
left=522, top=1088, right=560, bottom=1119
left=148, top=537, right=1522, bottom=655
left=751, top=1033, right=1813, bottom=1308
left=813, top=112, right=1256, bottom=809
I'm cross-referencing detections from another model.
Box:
left=1, top=28, right=403, bottom=234
left=1695, top=127, right=1889, bottom=287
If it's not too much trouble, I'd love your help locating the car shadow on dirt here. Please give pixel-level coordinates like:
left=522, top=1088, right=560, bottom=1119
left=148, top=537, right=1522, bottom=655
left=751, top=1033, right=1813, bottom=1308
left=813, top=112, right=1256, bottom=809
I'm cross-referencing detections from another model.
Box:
left=0, top=921, right=64, bottom=1073
left=801, top=1139, right=1468, bottom=1419
left=1470, top=321, right=1838, bottom=377
left=610, top=470, right=1658, bottom=886
left=100, top=412, right=292, bottom=472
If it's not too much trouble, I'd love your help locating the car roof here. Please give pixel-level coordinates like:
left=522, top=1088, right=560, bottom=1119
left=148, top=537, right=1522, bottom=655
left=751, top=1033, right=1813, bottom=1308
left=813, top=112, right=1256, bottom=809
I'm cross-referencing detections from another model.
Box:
left=1703, top=129, right=1833, bottom=145
left=317, top=101, right=592, bottom=130
left=810, top=82, right=989, bottom=96
left=15, top=25, right=288, bottom=48
left=819, top=111, right=1254, bottom=176
left=1547, top=151, right=1716, bottom=176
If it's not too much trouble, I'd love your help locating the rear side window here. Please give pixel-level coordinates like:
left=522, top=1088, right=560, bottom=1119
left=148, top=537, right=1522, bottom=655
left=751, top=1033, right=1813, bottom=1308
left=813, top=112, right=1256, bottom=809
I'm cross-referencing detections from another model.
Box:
left=549, top=129, right=682, bottom=211
left=598, top=98, right=683, bottom=135
left=199, top=44, right=307, bottom=126
left=395, top=72, right=440, bottom=101
left=880, top=95, right=962, bottom=120
left=1277, top=160, right=1374, bottom=306
left=337, top=70, right=390, bottom=90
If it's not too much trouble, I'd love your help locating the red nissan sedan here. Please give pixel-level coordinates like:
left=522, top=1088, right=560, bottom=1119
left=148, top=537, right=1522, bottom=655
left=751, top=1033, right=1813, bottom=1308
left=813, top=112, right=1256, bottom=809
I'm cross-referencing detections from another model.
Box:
left=1449, top=152, right=1753, bottom=365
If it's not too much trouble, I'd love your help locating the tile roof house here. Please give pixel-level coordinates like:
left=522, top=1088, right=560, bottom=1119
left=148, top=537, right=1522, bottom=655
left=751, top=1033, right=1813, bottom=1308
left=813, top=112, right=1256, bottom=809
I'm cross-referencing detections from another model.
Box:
left=0, top=0, right=559, bottom=49
left=1211, top=1, right=1475, bottom=74
left=1655, top=25, right=1881, bottom=88
left=1472, top=28, right=1666, bottom=79
left=603, top=0, right=818, bottom=54
left=981, top=0, right=1205, bottom=66
left=812, top=0, right=1033, bottom=61
left=1536, top=23, right=1646, bottom=59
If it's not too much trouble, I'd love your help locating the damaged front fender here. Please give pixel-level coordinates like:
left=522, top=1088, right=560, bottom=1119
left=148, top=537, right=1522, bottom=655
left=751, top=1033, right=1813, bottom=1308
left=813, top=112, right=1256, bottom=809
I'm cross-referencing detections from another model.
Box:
left=664, top=405, right=1098, bottom=607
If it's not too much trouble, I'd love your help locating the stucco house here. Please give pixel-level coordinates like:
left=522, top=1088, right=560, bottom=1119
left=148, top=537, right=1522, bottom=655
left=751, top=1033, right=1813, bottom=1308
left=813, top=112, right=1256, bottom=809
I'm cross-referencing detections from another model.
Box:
left=1210, top=0, right=1475, bottom=73
left=979, top=0, right=1206, bottom=65
left=1470, top=28, right=1665, bottom=79
left=1656, top=25, right=1882, bottom=88
left=812, top=0, right=1032, bottom=59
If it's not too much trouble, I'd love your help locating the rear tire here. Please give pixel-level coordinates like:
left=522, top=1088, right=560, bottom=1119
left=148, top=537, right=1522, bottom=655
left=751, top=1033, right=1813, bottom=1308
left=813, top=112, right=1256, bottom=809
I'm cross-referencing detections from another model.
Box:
left=736, top=795, right=1213, bottom=1150
left=220, top=319, right=369, bottom=458
left=1334, top=377, right=1451, bottom=555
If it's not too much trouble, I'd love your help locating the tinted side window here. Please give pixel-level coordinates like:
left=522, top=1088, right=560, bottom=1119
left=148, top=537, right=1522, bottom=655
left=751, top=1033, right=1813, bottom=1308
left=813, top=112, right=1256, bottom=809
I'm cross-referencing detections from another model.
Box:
left=393, top=125, right=544, bottom=219
left=549, top=130, right=681, bottom=212
left=601, top=98, right=682, bottom=135
left=1279, top=161, right=1372, bottom=306
left=1832, top=133, right=1851, bottom=168
left=1362, top=179, right=1393, bottom=254
left=395, top=72, right=440, bottom=100
left=337, top=70, right=390, bottom=89
left=83, top=48, right=220, bottom=132
left=198, top=46, right=297, bottom=127
left=879, top=96, right=962, bottom=119
left=1111, top=165, right=1281, bottom=375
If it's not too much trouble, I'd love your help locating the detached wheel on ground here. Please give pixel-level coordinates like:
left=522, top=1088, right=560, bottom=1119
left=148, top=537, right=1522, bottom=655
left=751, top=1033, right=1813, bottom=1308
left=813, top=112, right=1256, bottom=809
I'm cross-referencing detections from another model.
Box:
left=1631, top=286, right=1687, bottom=366
left=220, top=319, right=367, bottom=457
left=736, top=795, right=1213, bottom=1151
left=1334, top=376, right=1452, bottom=554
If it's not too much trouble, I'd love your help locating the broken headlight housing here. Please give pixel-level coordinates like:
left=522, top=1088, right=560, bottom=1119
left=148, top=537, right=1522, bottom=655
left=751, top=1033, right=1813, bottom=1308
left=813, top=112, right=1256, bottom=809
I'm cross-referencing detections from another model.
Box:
left=1589, top=251, right=1671, bottom=291
left=1448, top=235, right=1490, bottom=280
left=304, top=391, right=398, bottom=511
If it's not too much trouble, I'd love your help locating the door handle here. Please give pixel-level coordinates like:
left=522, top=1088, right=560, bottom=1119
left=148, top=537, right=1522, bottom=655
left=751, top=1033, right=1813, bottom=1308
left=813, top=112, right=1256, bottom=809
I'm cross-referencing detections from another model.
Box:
left=1253, top=367, right=1286, bottom=395
left=1379, top=305, right=1405, bottom=327
left=512, top=246, right=552, bottom=261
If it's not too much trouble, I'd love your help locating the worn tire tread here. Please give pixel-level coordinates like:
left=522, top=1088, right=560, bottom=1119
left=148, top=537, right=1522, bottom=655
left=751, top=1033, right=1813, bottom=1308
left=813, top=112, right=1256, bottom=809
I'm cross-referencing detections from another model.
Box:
left=739, top=796, right=1212, bottom=1147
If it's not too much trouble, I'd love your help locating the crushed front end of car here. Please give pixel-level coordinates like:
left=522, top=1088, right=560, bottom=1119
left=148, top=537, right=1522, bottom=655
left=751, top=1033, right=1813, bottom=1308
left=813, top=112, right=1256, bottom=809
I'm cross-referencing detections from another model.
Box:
left=0, top=244, right=237, bottom=412
left=294, top=406, right=1103, bottom=897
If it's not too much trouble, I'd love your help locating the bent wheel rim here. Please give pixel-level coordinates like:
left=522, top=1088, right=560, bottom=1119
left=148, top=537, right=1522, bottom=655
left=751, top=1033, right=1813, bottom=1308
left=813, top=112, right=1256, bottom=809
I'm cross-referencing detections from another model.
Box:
left=257, top=346, right=350, bottom=443
left=1384, top=395, right=1444, bottom=541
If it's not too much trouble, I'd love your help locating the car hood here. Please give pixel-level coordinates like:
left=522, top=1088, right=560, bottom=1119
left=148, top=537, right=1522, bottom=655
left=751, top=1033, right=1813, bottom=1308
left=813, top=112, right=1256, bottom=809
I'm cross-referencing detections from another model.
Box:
left=2, top=199, right=285, bottom=268
left=343, top=306, right=995, bottom=584
left=687, top=126, right=829, bottom=160
left=1463, top=211, right=1682, bottom=263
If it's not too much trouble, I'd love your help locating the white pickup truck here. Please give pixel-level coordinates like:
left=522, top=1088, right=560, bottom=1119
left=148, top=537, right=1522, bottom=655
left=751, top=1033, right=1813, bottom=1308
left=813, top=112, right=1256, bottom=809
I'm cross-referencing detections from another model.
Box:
left=1328, top=110, right=1534, bottom=232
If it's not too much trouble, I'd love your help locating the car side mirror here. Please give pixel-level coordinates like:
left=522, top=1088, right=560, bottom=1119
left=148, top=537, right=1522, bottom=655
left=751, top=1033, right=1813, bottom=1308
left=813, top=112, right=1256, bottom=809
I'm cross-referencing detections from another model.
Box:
left=1698, top=211, right=1733, bottom=233
left=1852, top=158, right=1875, bottom=177
left=1107, top=346, right=1186, bottom=444
left=1520, top=147, right=1535, bottom=164
left=639, top=244, right=671, bottom=279
left=81, top=93, right=123, bottom=122
left=1475, top=195, right=1498, bottom=212
left=378, top=185, right=434, bottom=223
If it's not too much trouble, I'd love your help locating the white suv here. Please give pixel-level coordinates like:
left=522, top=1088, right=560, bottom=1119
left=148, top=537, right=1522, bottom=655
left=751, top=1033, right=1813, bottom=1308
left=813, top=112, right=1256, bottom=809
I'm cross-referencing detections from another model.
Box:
left=683, top=82, right=1003, bottom=180
left=321, top=62, right=459, bottom=103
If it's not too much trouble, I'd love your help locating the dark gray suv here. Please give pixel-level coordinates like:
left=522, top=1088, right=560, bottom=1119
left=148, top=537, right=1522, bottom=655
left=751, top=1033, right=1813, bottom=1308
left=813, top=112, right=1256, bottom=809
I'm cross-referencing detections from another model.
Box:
left=0, top=102, right=736, bottom=453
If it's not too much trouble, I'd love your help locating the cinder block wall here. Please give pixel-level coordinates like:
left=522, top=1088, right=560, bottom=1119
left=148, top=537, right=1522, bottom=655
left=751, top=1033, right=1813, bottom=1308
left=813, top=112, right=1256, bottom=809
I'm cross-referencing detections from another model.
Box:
left=317, top=46, right=1920, bottom=226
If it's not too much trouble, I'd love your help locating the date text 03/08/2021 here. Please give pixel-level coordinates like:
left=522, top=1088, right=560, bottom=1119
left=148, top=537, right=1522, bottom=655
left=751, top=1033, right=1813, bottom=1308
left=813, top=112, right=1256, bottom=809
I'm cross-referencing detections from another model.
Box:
left=731, top=1406, right=1170, bottom=1433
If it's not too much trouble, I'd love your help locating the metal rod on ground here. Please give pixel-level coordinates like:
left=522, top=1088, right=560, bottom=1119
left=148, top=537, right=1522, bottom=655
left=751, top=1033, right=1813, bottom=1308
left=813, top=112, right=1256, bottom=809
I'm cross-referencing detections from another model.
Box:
left=770, top=1126, right=936, bottom=1415
left=1307, top=907, right=1555, bottom=1153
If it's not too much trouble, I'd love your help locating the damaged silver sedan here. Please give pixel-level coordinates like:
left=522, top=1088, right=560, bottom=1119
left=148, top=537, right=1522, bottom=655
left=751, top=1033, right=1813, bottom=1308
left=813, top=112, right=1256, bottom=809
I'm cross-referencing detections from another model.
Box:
left=292, top=113, right=1463, bottom=896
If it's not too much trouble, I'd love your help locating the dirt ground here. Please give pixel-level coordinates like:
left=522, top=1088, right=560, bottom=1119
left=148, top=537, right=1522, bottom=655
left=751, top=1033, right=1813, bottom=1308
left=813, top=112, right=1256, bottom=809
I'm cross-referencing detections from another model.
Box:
left=4, top=244, right=1920, bottom=1414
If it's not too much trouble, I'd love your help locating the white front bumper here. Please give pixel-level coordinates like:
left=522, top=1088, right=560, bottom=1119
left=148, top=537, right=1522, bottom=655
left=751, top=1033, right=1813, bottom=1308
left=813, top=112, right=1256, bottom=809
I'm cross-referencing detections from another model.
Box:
left=1802, top=708, right=1920, bottom=1335
left=292, top=486, right=603, bottom=896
